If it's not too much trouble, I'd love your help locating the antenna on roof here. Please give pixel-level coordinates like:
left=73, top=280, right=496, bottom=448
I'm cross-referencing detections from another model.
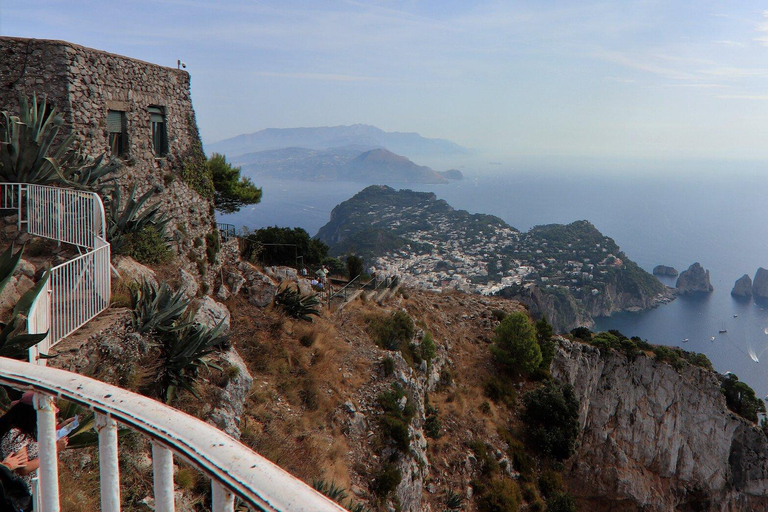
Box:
left=177, top=59, right=187, bottom=69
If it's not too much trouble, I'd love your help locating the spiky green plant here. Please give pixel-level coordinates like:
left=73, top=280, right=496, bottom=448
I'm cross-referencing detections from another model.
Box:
left=312, top=479, right=348, bottom=502
left=0, top=93, right=121, bottom=187
left=161, top=320, right=228, bottom=403
left=0, top=245, right=49, bottom=359
left=130, top=280, right=190, bottom=335
left=105, top=184, right=170, bottom=255
left=274, top=285, right=320, bottom=321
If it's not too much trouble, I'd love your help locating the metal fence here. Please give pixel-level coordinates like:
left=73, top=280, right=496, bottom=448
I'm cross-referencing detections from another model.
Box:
left=0, top=183, right=111, bottom=362
left=0, top=358, right=345, bottom=512
left=217, top=222, right=236, bottom=243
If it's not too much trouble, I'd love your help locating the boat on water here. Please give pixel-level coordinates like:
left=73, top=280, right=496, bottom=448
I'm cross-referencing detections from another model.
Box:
left=734, top=314, right=738, bottom=318
left=710, top=336, right=715, bottom=341
left=719, top=322, right=727, bottom=334
left=682, top=338, right=689, bottom=343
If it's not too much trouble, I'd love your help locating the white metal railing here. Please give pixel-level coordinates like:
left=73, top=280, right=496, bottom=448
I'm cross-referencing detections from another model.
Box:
left=0, top=183, right=110, bottom=361
left=0, top=358, right=345, bottom=512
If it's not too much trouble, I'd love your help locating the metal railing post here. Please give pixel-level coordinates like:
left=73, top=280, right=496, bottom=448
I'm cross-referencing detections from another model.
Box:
left=212, top=482, right=235, bottom=512
left=152, top=442, right=175, bottom=512
left=34, top=393, right=60, bottom=512
left=96, top=413, right=121, bottom=512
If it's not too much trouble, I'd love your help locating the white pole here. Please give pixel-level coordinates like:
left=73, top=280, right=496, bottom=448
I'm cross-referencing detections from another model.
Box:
left=34, top=393, right=60, bottom=512
left=96, top=413, right=121, bottom=512
left=212, top=482, right=235, bottom=512
left=152, top=442, right=175, bottom=512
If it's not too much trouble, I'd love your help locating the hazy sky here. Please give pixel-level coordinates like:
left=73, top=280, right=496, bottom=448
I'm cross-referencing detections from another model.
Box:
left=4, top=1, right=768, bottom=160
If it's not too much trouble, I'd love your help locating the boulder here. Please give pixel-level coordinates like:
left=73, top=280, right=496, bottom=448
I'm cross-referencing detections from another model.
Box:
left=653, top=265, right=678, bottom=277
left=675, top=263, right=713, bottom=294
left=192, top=296, right=231, bottom=333
left=208, top=348, right=253, bottom=439
left=731, top=274, right=753, bottom=298
left=753, top=268, right=768, bottom=299
left=113, top=255, right=157, bottom=286
left=238, top=261, right=277, bottom=307
left=264, top=266, right=299, bottom=281
left=178, top=269, right=199, bottom=299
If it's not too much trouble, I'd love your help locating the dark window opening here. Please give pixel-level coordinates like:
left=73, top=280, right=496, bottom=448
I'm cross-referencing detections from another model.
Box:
left=107, top=110, right=127, bottom=156
left=149, top=106, right=168, bottom=156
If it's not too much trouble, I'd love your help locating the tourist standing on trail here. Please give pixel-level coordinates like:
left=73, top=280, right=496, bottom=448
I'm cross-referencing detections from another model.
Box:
left=0, top=394, right=69, bottom=511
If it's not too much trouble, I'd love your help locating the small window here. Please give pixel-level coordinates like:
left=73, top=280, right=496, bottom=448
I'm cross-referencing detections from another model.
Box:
left=149, top=106, right=168, bottom=156
left=107, top=110, right=127, bottom=156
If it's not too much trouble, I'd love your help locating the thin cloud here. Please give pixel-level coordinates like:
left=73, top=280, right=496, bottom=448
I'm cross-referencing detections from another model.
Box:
left=253, top=71, right=379, bottom=82
left=715, top=40, right=747, bottom=47
left=717, top=94, right=768, bottom=100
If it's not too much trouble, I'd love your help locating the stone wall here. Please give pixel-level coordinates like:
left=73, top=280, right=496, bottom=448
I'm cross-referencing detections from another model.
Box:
left=0, top=37, right=218, bottom=290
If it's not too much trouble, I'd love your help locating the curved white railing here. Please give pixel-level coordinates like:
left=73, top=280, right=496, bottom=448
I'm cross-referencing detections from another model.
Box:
left=0, top=358, right=345, bottom=512
left=0, top=183, right=111, bottom=362
left=0, top=182, right=344, bottom=511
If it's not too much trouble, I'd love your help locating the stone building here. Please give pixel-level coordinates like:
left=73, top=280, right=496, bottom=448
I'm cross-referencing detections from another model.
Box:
left=0, top=36, right=218, bottom=288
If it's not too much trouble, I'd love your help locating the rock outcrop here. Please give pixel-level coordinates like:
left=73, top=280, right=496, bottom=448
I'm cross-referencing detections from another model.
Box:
left=732, top=274, right=753, bottom=298
left=753, top=268, right=768, bottom=299
left=675, top=262, right=713, bottom=294
left=552, top=339, right=768, bottom=511
left=653, top=265, right=679, bottom=277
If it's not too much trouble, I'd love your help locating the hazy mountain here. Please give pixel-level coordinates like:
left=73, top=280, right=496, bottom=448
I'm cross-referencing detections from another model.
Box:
left=207, top=124, right=466, bottom=160
left=235, top=147, right=448, bottom=184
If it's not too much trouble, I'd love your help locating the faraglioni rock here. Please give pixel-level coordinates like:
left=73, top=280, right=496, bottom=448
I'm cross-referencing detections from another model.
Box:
left=731, top=274, right=753, bottom=298
left=753, top=267, right=768, bottom=299
left=652, top=265, right=678, bottom=277
left=675, top=262, right=713, bottom=294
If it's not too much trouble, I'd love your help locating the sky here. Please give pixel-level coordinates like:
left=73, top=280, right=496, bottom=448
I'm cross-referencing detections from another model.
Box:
left=3, top=0, right=768, bottom=160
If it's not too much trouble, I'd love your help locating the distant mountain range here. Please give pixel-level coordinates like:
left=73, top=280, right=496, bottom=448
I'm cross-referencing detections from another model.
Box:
left=206, top=125, right=467, bottom=184
left=233, top=147, right=454, bottom=184
left=206, top=124, right=467, bottom=160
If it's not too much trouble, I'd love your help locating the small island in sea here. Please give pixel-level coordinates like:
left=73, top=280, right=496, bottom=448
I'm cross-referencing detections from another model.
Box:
left=316, top=185, right=670, bottom=331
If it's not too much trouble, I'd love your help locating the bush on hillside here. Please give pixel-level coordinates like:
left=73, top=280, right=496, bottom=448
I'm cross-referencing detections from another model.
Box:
left=491, top=312, right=542, bottom=375
left=522, top=380, right=580, bottom=460
left=721, top=373, right=765, bottom=423
left=367, top=310, right=414, bottom=351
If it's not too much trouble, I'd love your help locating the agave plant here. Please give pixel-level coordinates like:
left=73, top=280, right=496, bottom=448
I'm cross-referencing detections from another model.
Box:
left=274, top=285, right=321, bottom=321
left=61, top=148, right=121, bottom=191
left=131, top=280, right=190, bottom=335
left=104, top=184, right=169, bottom=254
left=0, top=245, right=49, bottom=359
left=161, top=319, right=228, bottom=403
left=0, top=93, right=122, bottom=188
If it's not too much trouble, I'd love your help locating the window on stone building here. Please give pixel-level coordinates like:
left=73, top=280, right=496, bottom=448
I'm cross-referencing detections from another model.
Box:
left=149, top=106, right=168, bottom=156
left=107, top=110, right=127, bottom=156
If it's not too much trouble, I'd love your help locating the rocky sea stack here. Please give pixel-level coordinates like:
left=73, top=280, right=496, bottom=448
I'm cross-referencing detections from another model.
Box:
left=675, top=262, right=713, bottom=294
left=731, top=274, right=753, bottom=298
left=653, top=265, right=678, bottom=277
left=753, top=267, right=768, bottom=299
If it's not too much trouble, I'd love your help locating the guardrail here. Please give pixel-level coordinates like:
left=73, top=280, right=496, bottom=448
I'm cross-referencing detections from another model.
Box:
left=217, top=222, right=236, bottom=243
left=0, top=358, right=345, bottom=512
left=0, top=183, right=111, bottom=362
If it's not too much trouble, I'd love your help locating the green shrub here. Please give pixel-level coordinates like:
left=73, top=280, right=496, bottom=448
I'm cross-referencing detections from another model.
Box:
left=479, top=401, right=491, bottom=414
left=491, top=312, right=542, bottom=375
left=205, top=231, right=220, bottom=263
left=547, top=491, right=577, bottom=512
left=346, top=254, right=364, bottom=279
left=378, top=384, right=415, bottom=451
left=569, top=327, right=592, bottom=341
left=312, top=479, right=347, bottom=502
left=208, top=152, right=262, bottom=214
left=468, top=439, right=500, bottom=477
left=721, top=373, right=766, bottom=423
left=424, top=401, right=442, bottom=439
left=491, top=309, right=507, bottom=322
left=444, top=489, right=465, bottom=511
left=373, top=462, right=401, bottom=498
left=421, top=331, right=437, bottom=362
left=483, top=377, right=516, bottom=408
left=367, top=310, right=414, bottom=351
left=382, top=356, right=395, bottom=377
left=522, top=380, right=580, bottom=460
left=538, top=469, right=563, bottom=498
left=299, top=334, right=314, bottom=347
left=505, top=439, right=535, bottom=481
left=474, top=478, right=521, bottom=512
left=118, top=225, right=173, bottom=264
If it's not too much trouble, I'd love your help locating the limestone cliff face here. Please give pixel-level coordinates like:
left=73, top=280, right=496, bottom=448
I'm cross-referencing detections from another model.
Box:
left=676, top=262, right=714, bottom=294
left=552, top=340, right=768, bottom=511
left=732, top=274, right=753, bottom=298
left=754, top=268, right=768, bottom=299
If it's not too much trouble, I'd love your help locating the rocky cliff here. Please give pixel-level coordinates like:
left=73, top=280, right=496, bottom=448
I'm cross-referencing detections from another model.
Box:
left=552, top=339, right=768, bottom=511
left=653, top=265, right=679, bottom=277
left=754, top=268, right=768, bottom=299
left=676, top=262, right=714, bottom=294
left=732, top=274, right=753, bottom=298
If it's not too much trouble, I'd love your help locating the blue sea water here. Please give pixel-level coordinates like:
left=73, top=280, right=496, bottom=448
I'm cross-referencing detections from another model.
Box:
left=219, top=160, right=768, bottom=398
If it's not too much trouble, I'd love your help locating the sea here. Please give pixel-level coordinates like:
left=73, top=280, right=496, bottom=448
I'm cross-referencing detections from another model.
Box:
left=218, top=158, right=768, bottom=399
